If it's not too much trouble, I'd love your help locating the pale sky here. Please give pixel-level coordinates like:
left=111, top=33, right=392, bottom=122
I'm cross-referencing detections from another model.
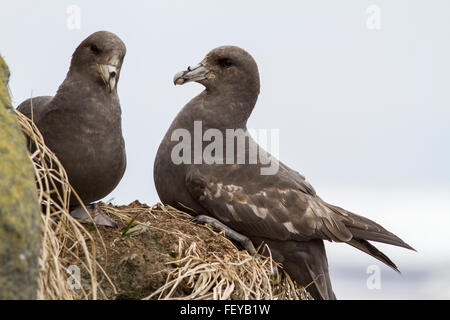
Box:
left=1, top=0, right=449, bottom=299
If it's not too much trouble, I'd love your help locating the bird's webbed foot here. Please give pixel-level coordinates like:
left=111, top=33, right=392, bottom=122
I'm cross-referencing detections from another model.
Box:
left=70, top=203, right=118, bottom=228
left=192, top=215, right=256, bottom=254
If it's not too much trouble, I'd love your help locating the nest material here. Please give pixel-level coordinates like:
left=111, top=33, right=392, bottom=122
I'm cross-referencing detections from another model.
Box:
left=16, top=110, right=109, bottom=299
left=98, top=202, right=309, bottom=300
left=16, top=109, right=308, bottom=300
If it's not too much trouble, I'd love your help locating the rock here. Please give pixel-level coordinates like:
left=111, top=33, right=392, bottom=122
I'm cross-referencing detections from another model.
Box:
left=0, top=56, right=41, bottom=299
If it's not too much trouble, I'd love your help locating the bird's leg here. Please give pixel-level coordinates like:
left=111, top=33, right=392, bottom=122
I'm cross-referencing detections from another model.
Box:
left=192, top=215, right=256, bottom=254
left=193, top=215, right=279, bottom=277
left=70, top=203, right=118, bottom=228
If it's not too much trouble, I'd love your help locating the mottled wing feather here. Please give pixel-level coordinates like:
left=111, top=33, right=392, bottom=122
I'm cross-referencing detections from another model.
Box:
left=186, top=165, right=414, bottom=252
left=186, top=166, right=353, bottom=243
left=278, top=161, right=317, bottom=196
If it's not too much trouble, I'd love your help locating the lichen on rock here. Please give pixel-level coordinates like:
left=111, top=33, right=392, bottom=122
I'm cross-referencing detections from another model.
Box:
left=0, top=55, right=41, bottom=299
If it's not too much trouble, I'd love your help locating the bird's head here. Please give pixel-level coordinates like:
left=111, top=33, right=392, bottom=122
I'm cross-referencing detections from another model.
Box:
left=174, top=46, right=260, bottom=99
left=70, top=31, right=126, bottom=93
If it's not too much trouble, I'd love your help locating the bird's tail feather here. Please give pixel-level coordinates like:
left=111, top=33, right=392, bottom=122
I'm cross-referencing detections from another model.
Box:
left=348, top=227, right=415, bottom=251
left=324, top=202, right=415, bottom=251
left=347, top=238, right=400, bottom=272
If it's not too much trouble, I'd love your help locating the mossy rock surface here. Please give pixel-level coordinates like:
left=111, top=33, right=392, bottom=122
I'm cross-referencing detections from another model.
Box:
left=0, top=56, right=41, bottom=299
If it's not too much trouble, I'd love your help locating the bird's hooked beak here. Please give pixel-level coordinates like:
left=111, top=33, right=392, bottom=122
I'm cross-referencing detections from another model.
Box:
left=173, top=63, right=210, bottom=85
left=99, top=57, right=120, bottom=92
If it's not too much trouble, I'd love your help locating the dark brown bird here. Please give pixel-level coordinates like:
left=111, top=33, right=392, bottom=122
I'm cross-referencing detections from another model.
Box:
left=154, top=46, right=415, bottom=299
left=17, top=31, right=127, bottom=227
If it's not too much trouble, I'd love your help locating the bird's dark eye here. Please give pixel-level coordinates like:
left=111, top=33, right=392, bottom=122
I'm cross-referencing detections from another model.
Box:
left=90, top=44, right=101, bottom=55
left=219, top=58, right=233, bottom=68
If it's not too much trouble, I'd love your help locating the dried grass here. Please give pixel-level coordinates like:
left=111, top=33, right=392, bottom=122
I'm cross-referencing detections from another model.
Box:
left=16, top=108, right=308, bottom=300
left=101, top=203, right=310, bottom=300
left=15, top=110, right=113, bottom=300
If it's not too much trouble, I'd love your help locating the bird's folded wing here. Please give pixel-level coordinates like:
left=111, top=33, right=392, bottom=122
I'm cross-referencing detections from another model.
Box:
left=16, top=96, right=53, bottom=124
left=185, top=165, right=355, bottom=242
left=185, top=165, right=414, bottom=251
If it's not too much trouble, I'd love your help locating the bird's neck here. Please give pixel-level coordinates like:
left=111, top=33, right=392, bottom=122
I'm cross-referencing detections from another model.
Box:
left=53, top=71, right=117, bottom=110
left=178, top=90, right=257, bottom=132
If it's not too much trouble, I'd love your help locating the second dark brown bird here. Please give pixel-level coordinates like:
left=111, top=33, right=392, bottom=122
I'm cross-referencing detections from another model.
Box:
left=17, top=31, right=127, bottom=227
left=154, top=45, right=415, bottom=299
